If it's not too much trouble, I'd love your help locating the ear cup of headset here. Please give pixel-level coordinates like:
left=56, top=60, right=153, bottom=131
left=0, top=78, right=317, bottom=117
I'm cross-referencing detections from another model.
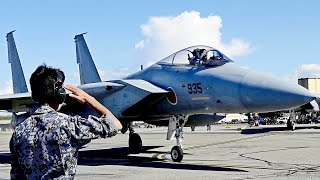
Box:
left=56, top=87, right=66, bottom=104
left=54, top=83, right=66, bottom=104
left=54, top=70, right=66, bottom=104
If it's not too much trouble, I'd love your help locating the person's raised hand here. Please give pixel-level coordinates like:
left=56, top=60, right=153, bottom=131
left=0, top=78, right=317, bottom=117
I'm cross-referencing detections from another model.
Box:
left=64, top=85, right=91, bottom=104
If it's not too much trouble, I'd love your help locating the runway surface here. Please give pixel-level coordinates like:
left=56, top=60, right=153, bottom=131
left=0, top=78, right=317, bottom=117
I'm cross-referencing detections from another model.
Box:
left=0, top=124, right=319, bottom=179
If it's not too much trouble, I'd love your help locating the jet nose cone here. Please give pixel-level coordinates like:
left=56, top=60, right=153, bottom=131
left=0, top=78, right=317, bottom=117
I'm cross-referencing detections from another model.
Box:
left=240, top=71, right=315, bottom=112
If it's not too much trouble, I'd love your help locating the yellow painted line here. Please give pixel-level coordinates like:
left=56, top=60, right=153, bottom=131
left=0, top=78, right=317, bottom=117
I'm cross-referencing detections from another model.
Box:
left=152, top=153, right=168, bottom=160
left=191, top=97, right=210, bottom=100
left=225, top=125, right=232, bottom=128
left=157, top=154, right=164, bottom=159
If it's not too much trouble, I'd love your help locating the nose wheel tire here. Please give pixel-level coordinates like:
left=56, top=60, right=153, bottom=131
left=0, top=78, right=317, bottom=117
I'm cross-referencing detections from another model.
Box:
left=171, top=146, right=183, bottom=162
left=129, top=133, right=142, bottom=154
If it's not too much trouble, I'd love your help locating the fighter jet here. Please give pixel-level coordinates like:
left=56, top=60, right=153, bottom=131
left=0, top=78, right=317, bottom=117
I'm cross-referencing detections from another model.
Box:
left=73, top=33, right=315, bottom=161
left=0, top=32, right=315, bottom=162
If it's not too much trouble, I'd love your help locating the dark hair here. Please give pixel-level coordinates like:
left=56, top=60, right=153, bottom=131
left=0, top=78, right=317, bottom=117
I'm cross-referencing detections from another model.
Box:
left=30, top=64, right=65, bottom=104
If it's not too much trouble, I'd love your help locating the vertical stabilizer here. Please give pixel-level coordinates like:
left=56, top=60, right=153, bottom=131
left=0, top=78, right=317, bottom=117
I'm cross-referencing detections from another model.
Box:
left=6, top=31, right=28, bottom=93
left=74, top=33, right=101, bottom=84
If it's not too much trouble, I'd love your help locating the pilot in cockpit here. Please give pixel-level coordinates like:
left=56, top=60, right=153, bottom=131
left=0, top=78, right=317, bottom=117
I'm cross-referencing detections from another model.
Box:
left=202, top=50, right=222, bottom=66
left=209, top=54, right=216, bottom=61
left=189, top=48, right=206, bottom=65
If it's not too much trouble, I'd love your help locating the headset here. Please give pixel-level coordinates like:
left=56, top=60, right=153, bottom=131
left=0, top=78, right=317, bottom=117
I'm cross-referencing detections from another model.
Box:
left=53, top=70, right=66, bottom=104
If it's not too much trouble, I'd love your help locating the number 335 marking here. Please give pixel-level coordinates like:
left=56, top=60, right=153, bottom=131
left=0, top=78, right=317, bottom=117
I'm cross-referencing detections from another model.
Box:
left=187, top=83, right=202, bottom=94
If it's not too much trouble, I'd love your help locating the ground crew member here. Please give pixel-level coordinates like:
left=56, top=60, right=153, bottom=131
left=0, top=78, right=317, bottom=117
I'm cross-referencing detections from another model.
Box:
left=10, top=65, right=122, bottom=179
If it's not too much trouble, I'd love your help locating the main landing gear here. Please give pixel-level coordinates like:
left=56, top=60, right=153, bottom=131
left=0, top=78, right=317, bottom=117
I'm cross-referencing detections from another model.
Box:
left=168, top=115, right=188, bottom=162
left=127, top=122, right=143, bottom=154
left=287, top=111, right=296, bottom=131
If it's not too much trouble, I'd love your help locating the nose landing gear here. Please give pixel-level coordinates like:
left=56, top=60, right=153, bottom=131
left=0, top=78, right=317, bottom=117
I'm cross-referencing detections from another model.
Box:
left=168, top=115, right=188, bottom=162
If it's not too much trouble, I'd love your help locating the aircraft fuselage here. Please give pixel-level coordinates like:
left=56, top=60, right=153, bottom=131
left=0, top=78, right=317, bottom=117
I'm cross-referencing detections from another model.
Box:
left=126, top=62, right=314, bottom=116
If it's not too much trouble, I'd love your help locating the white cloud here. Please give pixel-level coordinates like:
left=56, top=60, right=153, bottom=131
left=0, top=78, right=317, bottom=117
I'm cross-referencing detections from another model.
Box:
left=65, top=72, right=80, bottom=85
left=98, top=69, right=106, bottom=80
left=0, top=80, right=13, bottom=95
left=300, top=64, right=320, bottom=71
left=135, top=40, right=145, bottom=50
left=103, top=67, right=132, bottom=80
left=297, top=64, right=320, bottom=78
left=134, top=11, right=251, bottom=66
left=221, top=39, right=251, bottom=57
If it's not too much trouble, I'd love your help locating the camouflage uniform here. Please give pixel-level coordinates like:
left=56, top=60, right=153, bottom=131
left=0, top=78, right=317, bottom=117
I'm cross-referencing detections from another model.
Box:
left=10, top=105, right=118, bottom=179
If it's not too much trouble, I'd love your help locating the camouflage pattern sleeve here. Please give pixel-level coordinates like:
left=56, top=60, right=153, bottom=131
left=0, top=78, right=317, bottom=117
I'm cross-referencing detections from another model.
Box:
left=9, top=135, right=26, bottom=180
left=66, top=114, right=118, bottom=147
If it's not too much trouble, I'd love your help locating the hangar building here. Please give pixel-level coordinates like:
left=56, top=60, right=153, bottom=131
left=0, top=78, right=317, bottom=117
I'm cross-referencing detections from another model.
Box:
left=298, top=78, right=320, bottom=94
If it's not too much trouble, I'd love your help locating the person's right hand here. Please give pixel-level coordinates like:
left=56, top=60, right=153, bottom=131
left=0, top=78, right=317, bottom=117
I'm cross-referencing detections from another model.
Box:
left=64, top=85, right=91, bottom=104
left=64, top=85, right=122, bottom=130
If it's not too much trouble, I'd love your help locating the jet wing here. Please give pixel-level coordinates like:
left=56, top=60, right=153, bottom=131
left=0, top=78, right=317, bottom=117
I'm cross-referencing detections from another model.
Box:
left=0, top=92, right=33, bottom=112
left=60, top=79, right=168, bottom=118
left=0, top=82, right=125, bottom=113
left=78, top=81, right=125, bottom=98
left=106, top=79, right=168, bottom=117
left=72, top=79, right=168, bottom=117
left=0, top=80, right=168, bottom=118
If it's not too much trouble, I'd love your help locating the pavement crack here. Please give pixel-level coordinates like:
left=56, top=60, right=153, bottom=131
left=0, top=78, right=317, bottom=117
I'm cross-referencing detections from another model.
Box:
left=238, top=147, right=314, bottom=173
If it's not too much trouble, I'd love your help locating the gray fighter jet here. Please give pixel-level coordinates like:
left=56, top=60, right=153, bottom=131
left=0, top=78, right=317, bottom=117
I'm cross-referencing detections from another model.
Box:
left=0, top=32, right=315, bottom=162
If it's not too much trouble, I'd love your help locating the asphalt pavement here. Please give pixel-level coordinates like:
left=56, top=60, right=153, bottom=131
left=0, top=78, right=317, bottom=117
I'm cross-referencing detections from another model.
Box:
left=0, top=124, right=319, bottom=180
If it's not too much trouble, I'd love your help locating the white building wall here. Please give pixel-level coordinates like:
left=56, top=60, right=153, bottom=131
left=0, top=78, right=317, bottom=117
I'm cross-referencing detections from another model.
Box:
left=298, top=78, right=320, bottom=94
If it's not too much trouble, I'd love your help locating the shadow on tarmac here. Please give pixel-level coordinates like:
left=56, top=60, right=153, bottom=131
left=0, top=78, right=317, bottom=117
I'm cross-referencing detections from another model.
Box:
left=241, top=125, right=320, bottom=134
left=0, top=146, right=246, bottom=172
left=0, top=152, right=10, bottom=164
left=78, top=146, right=247, bottom=172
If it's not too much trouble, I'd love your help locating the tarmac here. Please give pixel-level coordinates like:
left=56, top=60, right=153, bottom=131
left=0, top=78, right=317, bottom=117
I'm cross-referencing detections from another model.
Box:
left=0, top=120, right=11, bottom=132
left=0, top=123, right=319, bottom=180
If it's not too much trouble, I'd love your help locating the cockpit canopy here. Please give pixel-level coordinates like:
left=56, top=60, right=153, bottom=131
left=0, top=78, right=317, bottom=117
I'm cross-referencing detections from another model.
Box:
left=157, top=45, right=233, bottom=67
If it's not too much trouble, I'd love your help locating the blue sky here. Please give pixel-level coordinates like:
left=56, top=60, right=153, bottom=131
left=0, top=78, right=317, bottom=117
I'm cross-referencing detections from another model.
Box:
left=1, top=0, right=320, bottom=95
